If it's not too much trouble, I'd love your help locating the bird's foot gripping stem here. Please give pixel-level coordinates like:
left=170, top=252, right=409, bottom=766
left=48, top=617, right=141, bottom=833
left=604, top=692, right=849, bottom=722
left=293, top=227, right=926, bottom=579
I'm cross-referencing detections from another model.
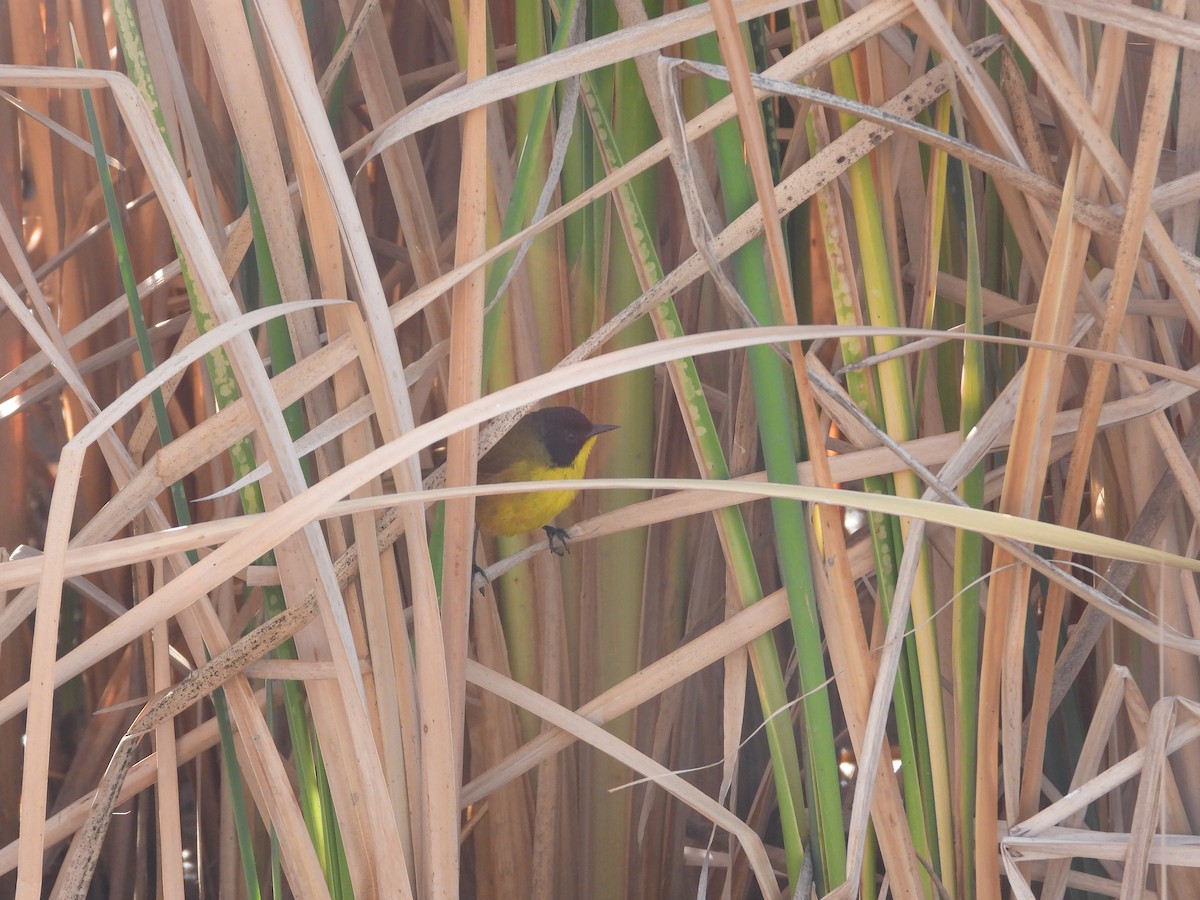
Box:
left=543, top=525, right=571, bottom=556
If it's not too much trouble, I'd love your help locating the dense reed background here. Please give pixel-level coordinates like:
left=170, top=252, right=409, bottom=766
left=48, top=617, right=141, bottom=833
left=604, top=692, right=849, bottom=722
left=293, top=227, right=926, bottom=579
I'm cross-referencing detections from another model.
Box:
left=1, top=0, right=1199, bottom=897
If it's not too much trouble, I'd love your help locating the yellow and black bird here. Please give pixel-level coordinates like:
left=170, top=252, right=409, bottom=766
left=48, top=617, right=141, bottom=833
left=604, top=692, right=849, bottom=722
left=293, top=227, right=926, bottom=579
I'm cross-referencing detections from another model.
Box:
left=476, top=406, right=617, bottom=555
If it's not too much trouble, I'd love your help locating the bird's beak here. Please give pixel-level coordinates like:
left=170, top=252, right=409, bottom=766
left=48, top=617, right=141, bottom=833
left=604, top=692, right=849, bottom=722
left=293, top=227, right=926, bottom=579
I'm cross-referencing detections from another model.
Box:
left=589, top=423, right=619, bottom=437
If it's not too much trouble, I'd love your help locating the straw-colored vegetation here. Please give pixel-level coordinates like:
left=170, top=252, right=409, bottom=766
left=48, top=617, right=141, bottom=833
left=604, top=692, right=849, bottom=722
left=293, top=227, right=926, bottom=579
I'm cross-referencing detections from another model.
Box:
left=2, top=0, right=1199, bottom=897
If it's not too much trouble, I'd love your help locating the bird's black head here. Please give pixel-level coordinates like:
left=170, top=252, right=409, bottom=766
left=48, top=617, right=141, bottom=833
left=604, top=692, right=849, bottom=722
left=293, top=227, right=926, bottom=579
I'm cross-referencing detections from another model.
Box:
left=532, top=407, right=618, bottom=467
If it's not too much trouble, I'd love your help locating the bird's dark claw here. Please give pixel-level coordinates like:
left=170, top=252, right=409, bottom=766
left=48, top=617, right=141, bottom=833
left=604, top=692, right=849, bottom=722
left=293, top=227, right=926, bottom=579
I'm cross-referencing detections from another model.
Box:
left=544, top=525, right=571, bottom=556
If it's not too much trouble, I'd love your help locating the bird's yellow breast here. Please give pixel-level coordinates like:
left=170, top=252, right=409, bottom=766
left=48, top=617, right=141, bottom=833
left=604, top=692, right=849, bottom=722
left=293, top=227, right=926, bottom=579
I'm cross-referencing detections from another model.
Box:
left=476, top=436, right=600, bottom=537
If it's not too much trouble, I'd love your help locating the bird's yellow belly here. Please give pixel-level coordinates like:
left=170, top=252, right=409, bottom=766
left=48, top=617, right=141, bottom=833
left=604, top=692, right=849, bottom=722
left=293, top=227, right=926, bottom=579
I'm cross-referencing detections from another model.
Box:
left=476, top=460, right=584, bottom=537
left=477, top=486, right=579, bottom=536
